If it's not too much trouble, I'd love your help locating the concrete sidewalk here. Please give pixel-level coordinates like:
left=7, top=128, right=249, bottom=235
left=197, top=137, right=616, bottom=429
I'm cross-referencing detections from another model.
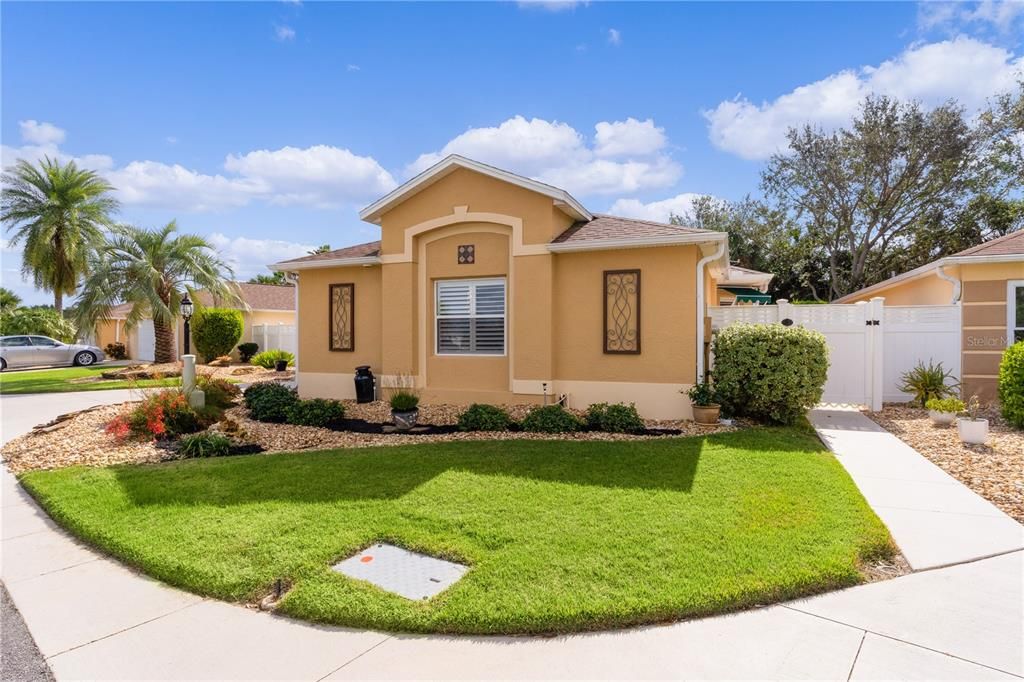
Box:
left=810, top=408, right=1024, bottom=570
left=1, top=393, right=1022, bottom=679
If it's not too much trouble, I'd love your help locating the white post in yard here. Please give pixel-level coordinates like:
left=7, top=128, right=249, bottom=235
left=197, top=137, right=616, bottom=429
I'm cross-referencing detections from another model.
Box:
left=182, top=354, right=205, bottom=409
left=869, top=297, right=886, bottom=412
left=776, top=299, right=791, bottom=324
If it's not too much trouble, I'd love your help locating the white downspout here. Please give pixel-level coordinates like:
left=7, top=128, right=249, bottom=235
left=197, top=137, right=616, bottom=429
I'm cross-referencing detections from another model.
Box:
left=936, top=264, right=961, bottom=304
left=696, top=239, right=727, bottom=383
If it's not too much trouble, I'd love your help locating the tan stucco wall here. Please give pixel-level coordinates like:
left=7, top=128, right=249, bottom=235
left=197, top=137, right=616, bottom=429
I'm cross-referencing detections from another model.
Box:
left=844, top=272, right=955, bottom=305
left=94, top=319, right=125, bottom=354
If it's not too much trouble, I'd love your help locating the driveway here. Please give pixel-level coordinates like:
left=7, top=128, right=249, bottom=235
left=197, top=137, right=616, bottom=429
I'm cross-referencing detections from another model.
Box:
left=2, top=391, right=1022, bottom=680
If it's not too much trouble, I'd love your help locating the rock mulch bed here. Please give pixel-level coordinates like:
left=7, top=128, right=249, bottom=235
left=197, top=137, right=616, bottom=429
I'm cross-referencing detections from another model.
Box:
left=2, top=399, right=734, bottom=474
left=865, top=404, right=1024, bottom=524
left=97, top=362, right=292, bottom=383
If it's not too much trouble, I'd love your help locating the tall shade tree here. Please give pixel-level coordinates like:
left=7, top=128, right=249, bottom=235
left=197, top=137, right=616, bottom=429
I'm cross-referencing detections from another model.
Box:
left=1, top=157, right=119, bottom=313
left=76, top=221, right=239, bottom=363
left=762, top=96, right=981, bottom=299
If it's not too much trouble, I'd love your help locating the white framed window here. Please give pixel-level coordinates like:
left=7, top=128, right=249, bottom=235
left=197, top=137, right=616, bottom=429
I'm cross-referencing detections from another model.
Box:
left=1009, top=280, right=1024, bottom=346
left=435, top=278, right=506, bottom=355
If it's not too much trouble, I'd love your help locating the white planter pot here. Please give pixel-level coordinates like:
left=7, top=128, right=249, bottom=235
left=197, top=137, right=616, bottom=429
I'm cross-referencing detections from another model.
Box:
left=957, top=418, right=989, bottom=445
left=928, top=410, right=957, bottom=426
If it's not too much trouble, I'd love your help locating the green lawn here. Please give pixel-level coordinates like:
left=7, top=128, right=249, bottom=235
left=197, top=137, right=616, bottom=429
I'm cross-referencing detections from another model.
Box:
left=0, top=366, right=180, bottom=394
left=20, top=427, right=893, bottom=634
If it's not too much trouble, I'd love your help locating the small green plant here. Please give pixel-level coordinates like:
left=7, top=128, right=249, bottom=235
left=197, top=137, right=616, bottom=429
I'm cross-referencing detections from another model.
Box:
left=196, top=375, right=240, bottom=409
left=964, top=394, right=985, bottom=421
left=237, top=342, right=259, bottom=363
left=104, top=342, right=128, bottom=360
left=925, top=397, right=965, bottom=414
left=584, top=402, right=645, bottom=433
left=389, top=390, right=420, bottom=412
left=178, top=432, right=232, bottom=458
left=998, top=342, right=1024, bottom=429
left=250, top=349, right=295, bottom=369
left=458, top=404, right=514, bottom=431
left=192, top=308, right=244, bottom=362
left=521, top=404, right=583, bottom=433
left=244, top=382, right=298, bottom=422
left=287, top=398, right=345, bottom=428
left=686, top=381, right=718, bottom=407
left=898, top=360, right=960, bottom=407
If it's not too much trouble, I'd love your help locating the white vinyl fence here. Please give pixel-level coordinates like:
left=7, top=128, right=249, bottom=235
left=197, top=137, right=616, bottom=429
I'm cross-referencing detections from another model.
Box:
left=709, top=298, right=961, bottom=410
left=252, top=324, right=297, bottom=358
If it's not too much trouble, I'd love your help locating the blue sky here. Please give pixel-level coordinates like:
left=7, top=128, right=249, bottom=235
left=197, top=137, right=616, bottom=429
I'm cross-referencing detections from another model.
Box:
left=2, top=1, right=1022, bottom=304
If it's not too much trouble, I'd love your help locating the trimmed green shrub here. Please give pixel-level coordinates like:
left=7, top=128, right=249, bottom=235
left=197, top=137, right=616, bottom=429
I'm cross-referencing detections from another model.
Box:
left=251, top=349, right=295, bottom=369
left=287, top=398, right=345, bottom=428
left=999, top=342, right=1024, bottom=429
left=898, top=360, right=960, bottom=407
left=0, top=307, right=76, bottom=342
left=178, top=432, right=232, bottom=458
left=196, top=375, right=240, bottom=409
left=104, top=342, right=128, bottom=360
left=192, top=308, right=244, bottom=362
left=458, top=404, right=514, bottom=432
left=237, top=342, right=259, bottom=363
left=389, top=390, right=420, bottom=412
left=584, top=402, right=645, bottom=433
left=925, top=397, right=965, bottom=414
left=244, top=382, right=297, bottom=422
left=521, top=404, right=583, bottom=433
left=713, top=324, right=829, bottom=425
left=105, top=389, right=217, bottom=441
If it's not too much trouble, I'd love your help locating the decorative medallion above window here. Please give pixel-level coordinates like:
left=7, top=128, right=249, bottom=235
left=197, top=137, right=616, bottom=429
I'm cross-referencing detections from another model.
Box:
left=330, top=283, right=355, bottom=352
left=457, top=244, right=475, bottom=265
left=604, top=270, right=641, bottom=354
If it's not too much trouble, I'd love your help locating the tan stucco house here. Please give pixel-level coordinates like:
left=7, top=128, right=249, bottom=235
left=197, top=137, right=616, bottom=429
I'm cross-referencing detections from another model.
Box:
left=94, top=282, right=296, bottom=361
left=838, top=231, right=1024, bottom=400
left=270, top=155, right=734, bottom=419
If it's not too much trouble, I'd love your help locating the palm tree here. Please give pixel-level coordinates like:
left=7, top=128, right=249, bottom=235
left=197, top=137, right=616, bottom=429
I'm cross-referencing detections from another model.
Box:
left=1, top=157, right=119, bottom=313
left=0, top=287, right=22, bottom=313
left=76, top=221, right=239, bottom=363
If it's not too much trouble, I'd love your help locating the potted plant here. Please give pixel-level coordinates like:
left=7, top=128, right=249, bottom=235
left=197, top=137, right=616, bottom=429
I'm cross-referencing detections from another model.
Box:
left=686, top=380, right=720, bottom=425
left=957, top=395, right=989, bottom=445
left=925, top=397, right=964, bottom=426
left=275, top=358, right=288, bottom=372
left=389, top=389, right=420, bottom=430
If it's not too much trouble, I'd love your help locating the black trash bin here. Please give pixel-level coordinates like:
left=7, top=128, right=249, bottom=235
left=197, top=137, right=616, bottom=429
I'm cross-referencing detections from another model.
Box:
left=354, top=366, right=375, bottom=403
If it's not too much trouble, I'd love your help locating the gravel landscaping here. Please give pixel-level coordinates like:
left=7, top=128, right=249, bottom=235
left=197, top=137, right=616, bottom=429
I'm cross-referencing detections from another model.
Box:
left=866, top=404, right=1024, bottom=523
left=1, top=398, right=734, bottom=473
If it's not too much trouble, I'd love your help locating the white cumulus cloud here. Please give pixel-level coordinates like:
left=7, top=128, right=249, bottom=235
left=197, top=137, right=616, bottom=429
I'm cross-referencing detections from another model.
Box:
left=408, top=115, right=681, bottom=197
left=704, top=36, right=1024, bottom=160
left=919, top=0, right=1024, bottom=34
left=2, top=120, right=114, bottom=172
left=607, top=28, right=621, bottom=46
left=19, top=120, right=66, bottom=146
left=608, top=193, right=709, bottom=223
left=207, top=233, right=316, bottom=280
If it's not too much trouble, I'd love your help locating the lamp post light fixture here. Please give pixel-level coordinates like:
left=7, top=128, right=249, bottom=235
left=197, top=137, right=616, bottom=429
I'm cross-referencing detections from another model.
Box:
left=181, top=293, right=194, bottom=357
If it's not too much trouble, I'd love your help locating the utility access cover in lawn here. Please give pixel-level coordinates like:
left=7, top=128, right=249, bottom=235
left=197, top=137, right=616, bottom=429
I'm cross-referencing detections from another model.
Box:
left=332, top=543, right=469, bottom=600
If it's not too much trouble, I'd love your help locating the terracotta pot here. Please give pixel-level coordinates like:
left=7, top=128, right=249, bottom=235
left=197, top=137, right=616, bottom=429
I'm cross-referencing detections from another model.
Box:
left=392, top=409, right=419, bottom=431
left=692, top=404, right=721, bottom=425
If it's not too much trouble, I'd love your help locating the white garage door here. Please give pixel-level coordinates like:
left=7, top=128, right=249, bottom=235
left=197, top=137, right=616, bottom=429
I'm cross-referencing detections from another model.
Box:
left=133, top=320, right=156, bottom=361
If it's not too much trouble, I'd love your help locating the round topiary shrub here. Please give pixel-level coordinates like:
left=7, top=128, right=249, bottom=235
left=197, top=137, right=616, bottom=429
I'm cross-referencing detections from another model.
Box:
left=584, top=402, right=645, bottom=433
left=712, top=323, right=829, bottom=425
left=457, top=404, right=514, bottom=432
left=998, top=341, right=1024, bottom=429
left=286, top=398, right=345, bottom=428
left=521, top=404, right=583, bottom=433
left=237, top=342, right=259, bottom=363
left=192, top=308, right=244, bottom=362
left=244, top=382, right=298, bottom=422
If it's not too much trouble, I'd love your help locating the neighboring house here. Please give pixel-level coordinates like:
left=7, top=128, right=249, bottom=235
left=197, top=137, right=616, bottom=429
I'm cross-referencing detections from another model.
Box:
left=715, top=265, right=774, bottom=305
left=93, top=282, right=296, bottom=361
left=270, top=154, right=734, bottom=419
left=838, top=230, right=1024, bottom=400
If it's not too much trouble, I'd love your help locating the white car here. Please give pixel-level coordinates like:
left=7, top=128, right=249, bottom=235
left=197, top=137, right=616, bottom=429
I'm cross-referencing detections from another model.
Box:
left=0, top=335, right=107, bottom=371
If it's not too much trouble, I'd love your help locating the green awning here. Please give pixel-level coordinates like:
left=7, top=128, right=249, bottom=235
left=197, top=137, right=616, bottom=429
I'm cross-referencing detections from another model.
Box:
left=721, top=287, right=771, bottom=303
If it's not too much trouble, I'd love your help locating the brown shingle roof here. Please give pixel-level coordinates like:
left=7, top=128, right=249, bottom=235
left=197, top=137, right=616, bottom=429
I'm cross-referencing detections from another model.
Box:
left=551, top=214, right=709, bottom=244
left=953, top=230, right=1024, bottom=258
left=105, top=282, right=296, bottom=318
left=274, top=241, right=382, bottom=266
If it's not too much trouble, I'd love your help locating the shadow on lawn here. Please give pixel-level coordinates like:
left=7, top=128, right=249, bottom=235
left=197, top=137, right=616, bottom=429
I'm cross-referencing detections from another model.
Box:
left=112, top=428, right=822, bottom=508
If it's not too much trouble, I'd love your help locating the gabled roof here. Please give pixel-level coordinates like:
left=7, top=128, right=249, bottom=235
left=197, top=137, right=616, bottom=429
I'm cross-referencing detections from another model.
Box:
left=272, top=241, right=382, bottom=269
left=102, top=282, right=296, bottom=319
left=551, top=214, right=707, bottom=245
left=835, top=230, right=1024, bottom=303
left=359, top=155, right=592, bottom=224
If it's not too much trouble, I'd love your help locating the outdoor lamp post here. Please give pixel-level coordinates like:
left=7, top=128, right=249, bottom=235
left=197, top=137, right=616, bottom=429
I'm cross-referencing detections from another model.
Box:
left=181, top=293, right=194, bottom=357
